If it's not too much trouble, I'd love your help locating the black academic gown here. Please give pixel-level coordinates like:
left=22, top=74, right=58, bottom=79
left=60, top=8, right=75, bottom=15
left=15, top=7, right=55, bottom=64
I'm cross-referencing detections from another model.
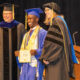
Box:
left=40, top=17, right=74, bottom=80
left=0, top=20, right=25, bottom=80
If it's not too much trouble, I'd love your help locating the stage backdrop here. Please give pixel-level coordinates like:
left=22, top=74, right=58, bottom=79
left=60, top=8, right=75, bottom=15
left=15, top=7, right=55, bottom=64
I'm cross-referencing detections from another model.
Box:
left=0, top=0, right=80, bottom=80
left=0, top=0, right=80, bottom=45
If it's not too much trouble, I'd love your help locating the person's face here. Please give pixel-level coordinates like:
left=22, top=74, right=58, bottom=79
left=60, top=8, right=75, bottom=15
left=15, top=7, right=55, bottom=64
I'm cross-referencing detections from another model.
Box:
left=27, top=15, right=39, bottom=28
left=3, top=11, right=14, bottom=23
left=44, top=7, right=53, bottom=19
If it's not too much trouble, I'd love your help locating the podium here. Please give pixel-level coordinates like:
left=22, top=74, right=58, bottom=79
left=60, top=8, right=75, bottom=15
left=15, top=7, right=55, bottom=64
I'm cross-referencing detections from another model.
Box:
left=73, top=45, right=80, bottom=80
left=0, top=27, right=17, bottom=80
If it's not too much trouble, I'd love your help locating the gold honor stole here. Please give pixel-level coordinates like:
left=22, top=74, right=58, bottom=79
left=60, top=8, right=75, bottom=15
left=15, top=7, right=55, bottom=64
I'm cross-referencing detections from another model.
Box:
left=20, top=26, right=42, bottom=67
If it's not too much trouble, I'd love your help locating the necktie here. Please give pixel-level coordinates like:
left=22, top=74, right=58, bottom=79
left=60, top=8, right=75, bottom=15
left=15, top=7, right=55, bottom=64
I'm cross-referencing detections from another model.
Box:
left=30, top=30, right=33, bottom=36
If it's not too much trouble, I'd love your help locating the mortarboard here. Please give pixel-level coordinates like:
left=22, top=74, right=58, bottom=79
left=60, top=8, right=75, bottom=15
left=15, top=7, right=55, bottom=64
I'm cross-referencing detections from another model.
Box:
left=25, top=8, right=43, bottom=30
left=0, top=3, right=13, bottom=11
left=25, top=8, right=43, bottom=18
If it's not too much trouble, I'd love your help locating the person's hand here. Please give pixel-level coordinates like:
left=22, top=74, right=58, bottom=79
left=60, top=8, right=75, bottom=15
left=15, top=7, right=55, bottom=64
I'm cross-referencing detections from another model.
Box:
left=43, top=60, right=49, bottom=65
left=30, top=49, right=37, bottom=55
left=14, top=51, right=19, bottom=57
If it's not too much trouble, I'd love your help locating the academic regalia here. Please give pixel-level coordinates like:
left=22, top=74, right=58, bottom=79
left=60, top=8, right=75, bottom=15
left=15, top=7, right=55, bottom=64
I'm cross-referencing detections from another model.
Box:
left=19, top=26, right=47, bottom=80
left=0, top=20, right=25, bottom=80
left=39, top=16, right=78, bottom=80
left=18, top=8, right=47, bottom=80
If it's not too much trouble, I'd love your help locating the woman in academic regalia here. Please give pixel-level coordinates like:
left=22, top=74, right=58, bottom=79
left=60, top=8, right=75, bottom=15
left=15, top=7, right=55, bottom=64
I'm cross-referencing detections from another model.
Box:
left=40, top=2, right=78, bottom=80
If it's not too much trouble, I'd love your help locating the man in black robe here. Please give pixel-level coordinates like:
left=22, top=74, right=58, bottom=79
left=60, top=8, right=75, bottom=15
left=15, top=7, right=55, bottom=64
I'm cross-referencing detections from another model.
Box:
left=39, top=2, right=78, bottom=80
left=0, top=3, right=25, bottom=80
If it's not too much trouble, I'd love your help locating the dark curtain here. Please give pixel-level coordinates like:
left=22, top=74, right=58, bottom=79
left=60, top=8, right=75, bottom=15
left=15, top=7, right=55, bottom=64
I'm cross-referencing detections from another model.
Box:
left=0, top=0, right=80, bottom=45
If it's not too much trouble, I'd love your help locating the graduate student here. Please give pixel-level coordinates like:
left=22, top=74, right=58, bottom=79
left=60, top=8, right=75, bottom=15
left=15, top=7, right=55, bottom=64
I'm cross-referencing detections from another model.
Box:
left=15, top=8, right=47, bottom=80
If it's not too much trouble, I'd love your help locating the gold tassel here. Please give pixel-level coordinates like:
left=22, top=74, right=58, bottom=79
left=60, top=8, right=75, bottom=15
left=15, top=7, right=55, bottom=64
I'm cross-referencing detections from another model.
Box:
left=50, top=17, right=53, bottom=26
left=25, top=13, right=27, bottom=30
left=12, top=4, right=15, bottom=19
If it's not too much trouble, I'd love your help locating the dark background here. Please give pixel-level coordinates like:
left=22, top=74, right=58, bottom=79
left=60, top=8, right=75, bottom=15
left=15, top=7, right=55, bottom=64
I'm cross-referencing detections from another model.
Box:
left=0, top=0, right=80, bottom=45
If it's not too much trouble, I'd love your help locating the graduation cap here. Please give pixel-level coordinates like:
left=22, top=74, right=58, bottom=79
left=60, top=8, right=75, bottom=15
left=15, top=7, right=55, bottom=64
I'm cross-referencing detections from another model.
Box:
left=0, top=3, right=18, bottom=19
left=25, top=8, right=43, bottom=30
left=25, top=8, right=43, bottom=18
left=43, top=2, right=61, bottom=14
